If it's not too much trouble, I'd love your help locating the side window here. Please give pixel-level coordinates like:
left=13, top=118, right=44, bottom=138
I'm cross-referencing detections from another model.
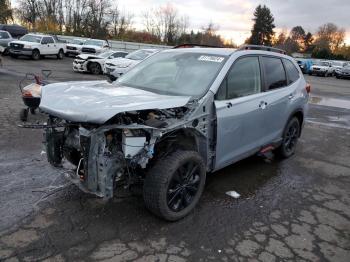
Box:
left=216, top=56, right=261, bottom=100
left=261, top=57, right=287, bottom=90
left=283, top=59, right=300, bottom=84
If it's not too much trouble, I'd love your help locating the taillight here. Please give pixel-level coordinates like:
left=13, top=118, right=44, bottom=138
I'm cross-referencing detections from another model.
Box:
left=305, top=84, right=311, bottom=94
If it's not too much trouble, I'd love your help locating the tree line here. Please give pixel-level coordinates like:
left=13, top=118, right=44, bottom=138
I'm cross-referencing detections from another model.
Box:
left=0, top=0, right=231, bottom=47
left=0, top=1, right=349, bottom=59
left=247, top=5, right=349, bottom=60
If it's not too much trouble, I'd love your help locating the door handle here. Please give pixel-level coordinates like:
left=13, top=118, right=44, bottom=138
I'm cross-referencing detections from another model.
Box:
left=259, top=101, right=268, bottom=109
left=288, top=94, right=294, bottom=99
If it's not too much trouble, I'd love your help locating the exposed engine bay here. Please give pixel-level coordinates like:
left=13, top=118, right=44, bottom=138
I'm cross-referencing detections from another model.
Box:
left=44, top=105, right=210, bottom=199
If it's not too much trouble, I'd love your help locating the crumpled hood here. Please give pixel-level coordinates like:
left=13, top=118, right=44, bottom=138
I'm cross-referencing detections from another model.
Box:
left=108, top=57, right=137, bottom=67
left=39, top=81, right=191, bottom=124
left=76, top=53, right=101, bottom=60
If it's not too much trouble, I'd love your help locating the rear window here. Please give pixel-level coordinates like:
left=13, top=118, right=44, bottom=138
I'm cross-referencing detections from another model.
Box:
left=283, top=59, right=300, bottom=84
left=261, top=57, right=287, bottom=90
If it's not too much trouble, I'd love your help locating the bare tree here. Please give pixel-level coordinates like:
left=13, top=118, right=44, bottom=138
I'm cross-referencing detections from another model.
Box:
left=315, top=23, right=345, bottom=52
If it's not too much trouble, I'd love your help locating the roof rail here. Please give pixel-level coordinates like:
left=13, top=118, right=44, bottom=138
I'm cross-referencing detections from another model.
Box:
left=173, top=43, right=223, bottom=49
left=238, top=45, right=286, bottom=54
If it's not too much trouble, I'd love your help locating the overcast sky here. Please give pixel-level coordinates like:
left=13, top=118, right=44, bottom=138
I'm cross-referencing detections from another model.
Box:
left=117, top=0, right=350, bottom=44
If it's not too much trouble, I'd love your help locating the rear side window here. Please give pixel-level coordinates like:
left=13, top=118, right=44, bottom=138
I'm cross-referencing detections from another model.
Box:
left=261, top=57, right=287, bottom=90
left=0, top=32, right=9, bottom=39
left=283, top=59, right=300, bottom=84
left=216, top=56, right=261, bottom=100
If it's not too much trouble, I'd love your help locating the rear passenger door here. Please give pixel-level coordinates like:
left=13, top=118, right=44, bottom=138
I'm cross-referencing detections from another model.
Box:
left=214, top=56, right=267, bottom=170
left=260, top=56, right=298, bottom=142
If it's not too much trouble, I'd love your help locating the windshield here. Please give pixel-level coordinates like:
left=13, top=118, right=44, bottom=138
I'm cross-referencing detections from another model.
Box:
left=99, top=51, right=114, bottom=58
left=72, top=39, right=84, bottom=45
left=125, top=50, right=155, bottom=60
left=84, top=40, right=104, bottom=47
left=116, top=51, right=227, bottom=97
left=20, top=35, right=41, bottom=43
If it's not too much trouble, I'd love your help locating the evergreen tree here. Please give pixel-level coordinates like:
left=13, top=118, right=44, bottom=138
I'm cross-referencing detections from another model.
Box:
left=248, top=5, right=275, bottom=46
left=0, top=0, right=13, bottom=24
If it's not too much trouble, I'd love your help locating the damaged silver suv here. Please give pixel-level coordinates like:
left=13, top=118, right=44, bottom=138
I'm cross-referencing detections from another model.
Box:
left=40, top=45, right=310, bottom=221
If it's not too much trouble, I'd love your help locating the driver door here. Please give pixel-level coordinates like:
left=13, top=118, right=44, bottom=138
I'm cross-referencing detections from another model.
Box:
left=214, top=56, right=267, bottom=170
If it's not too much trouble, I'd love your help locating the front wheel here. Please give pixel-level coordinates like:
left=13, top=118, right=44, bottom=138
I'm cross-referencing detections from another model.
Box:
left=88, top=62, right=102, bottom=75
left=57, top=49, right=64, bottom=59
left=32, top=49, right=40, bottom=60
left=276, top=117, right=300, bottom=159
left=143, top=150, right=206, bottom=221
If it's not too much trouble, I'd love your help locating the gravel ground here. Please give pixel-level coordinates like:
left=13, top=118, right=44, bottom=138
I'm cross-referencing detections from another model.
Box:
left=0, top=55, right=349, bottom=262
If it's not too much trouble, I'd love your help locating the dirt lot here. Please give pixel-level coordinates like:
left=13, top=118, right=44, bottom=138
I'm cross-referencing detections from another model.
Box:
left=0, top=55, right=350, bottom=262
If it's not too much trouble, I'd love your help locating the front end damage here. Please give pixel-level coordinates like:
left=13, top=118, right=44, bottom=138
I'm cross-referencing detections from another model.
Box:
left=44, top=104, right=211, bottom=199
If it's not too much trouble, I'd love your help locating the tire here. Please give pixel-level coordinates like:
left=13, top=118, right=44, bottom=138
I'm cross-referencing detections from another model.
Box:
left=30, top=108, right=36, bottom=114
left=143, top=150, right=206, bottom=221
left=308, top=72, right=312, bottom=76
left=10, top=53, right=18, bottom=58
left=20, top=108, right=29, bottom=121
left=276, top=117, right=300, bottom=159
left=3, top=48, right=9, bottom=56
left=57, top=49, right=64, bottom=59
left=32, top=49, right=40, bottom=60
left=108, top=74, right=117, bottom=81
left=88, top=62, right=102, bottom=75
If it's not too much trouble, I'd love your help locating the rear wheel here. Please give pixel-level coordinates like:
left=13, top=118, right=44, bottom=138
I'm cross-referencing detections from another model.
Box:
left=20, top=108, right=29, bottom=121
left=10, top=53, right=18, bottom=58
left=88, top=62, right=102, bottom=75
left=32, top=49, right=40, bottom=60
left=143, top=150, right=206, bottom=221
left=276, top=117, right=300, bottom=159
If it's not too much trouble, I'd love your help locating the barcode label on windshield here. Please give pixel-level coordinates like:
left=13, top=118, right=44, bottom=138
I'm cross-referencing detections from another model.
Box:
left=198, top=55, right=225, bottom=63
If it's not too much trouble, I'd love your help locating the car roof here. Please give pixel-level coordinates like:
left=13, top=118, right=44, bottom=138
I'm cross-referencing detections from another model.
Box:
left=161, top=47, right=295, bottom=60
left=163, top=47, right=235, bottom=56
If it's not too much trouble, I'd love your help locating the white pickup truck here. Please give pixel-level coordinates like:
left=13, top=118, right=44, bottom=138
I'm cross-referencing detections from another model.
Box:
left=9, top=33, right=66, bottom=60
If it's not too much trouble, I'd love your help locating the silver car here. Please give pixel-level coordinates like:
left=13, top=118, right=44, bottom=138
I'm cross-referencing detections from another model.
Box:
left=39, top=45, right=309, bottom=221
left=0, top=30, right=13, bottom=55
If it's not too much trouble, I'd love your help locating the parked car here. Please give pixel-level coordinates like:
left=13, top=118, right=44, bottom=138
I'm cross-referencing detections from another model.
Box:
left=73, top=50, right=128, bottom=75
left=65, top=38, right=86, bottom=57
left=309, top=61, right=335, bottom=77
left=39, top=45, right=309, bottom=221
left=81, top=39, right=110, bottom=54
left=9, top=33, right=66, bottom=60
left=295, top=58, right=313, bottom=74
left=0, top=24, right=28, bottom=38
left=0, top=30, right=13, bottom=55
left=335, top=65, right=350, bottom=79
left=104, top=49, right=159, bottom=80
left=332, top=61, right=348, bottom=77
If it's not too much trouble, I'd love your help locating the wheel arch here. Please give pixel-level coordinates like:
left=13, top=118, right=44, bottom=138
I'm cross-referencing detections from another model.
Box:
left=153, top=127, right=208, bottom=166
left=287, top=109, right=304, bottom=137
